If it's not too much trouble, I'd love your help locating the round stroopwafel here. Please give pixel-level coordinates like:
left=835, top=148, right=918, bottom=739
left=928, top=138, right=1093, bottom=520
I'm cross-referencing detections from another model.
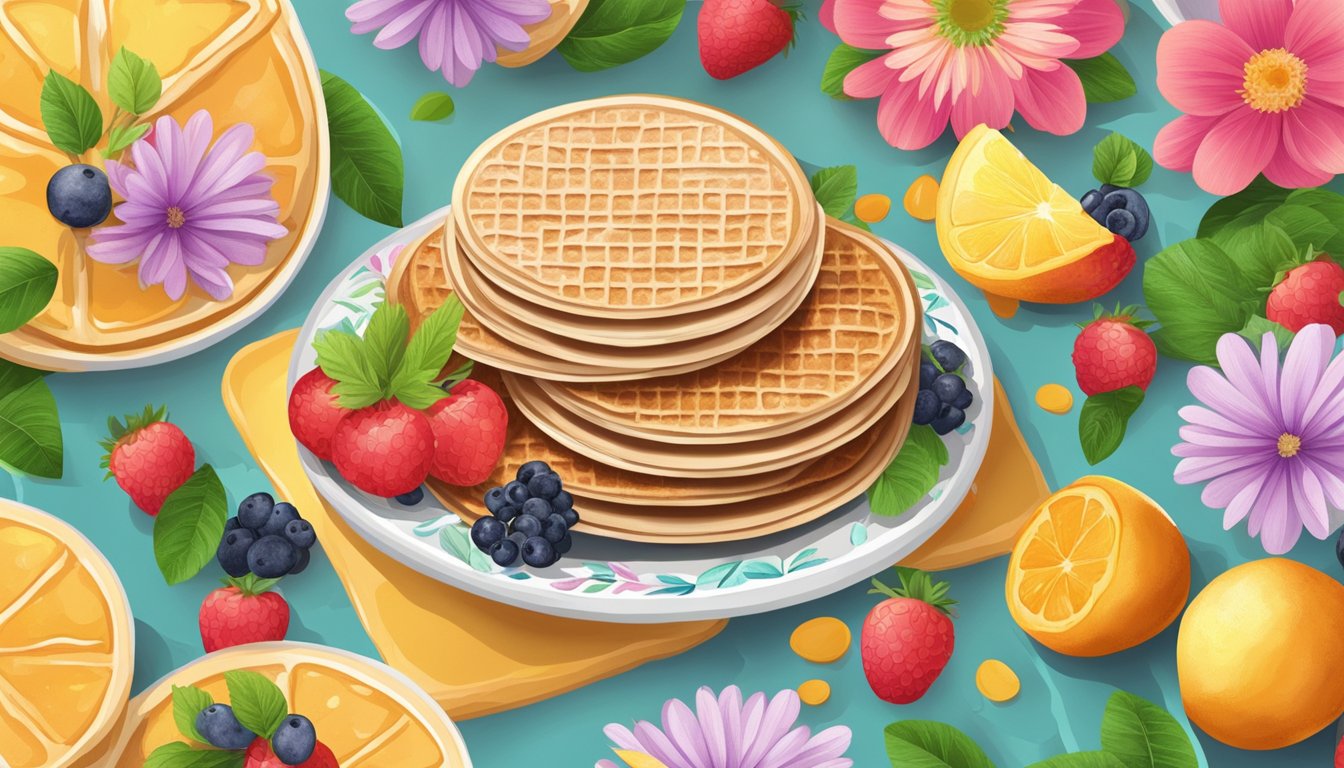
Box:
left=451, top=95, right=815, bottom=319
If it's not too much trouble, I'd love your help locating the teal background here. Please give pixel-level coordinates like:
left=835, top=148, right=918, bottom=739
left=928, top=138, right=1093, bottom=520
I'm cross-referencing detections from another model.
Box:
left=3, top=1, right=1341, bottom=765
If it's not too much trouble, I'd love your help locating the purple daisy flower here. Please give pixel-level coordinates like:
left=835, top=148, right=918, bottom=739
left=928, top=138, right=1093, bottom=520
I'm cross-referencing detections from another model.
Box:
left=1173, top=324, right=1344, bottom=554
left=346, top=0, right=553, bottom=87
left=595, top=686, right=853, bottom=768
left=87, top=110, right=287, bottom=301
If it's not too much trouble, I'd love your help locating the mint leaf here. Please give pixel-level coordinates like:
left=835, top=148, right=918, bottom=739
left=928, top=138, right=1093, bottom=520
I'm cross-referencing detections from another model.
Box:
left=390, top=295, right=464, bottom=409
left=1092, top=133, right=1153, bottom=187
left=884, top=720, right=996, bottom=768
left=144, top=742, right=246, bottom=768
left=107, top=122, right=151, bottom=157
left=821, top=44, right=884, bottom=99
left=410, top=92, right=455, bottom=122
left=172, top=685, right=214, bottom=743
left=1144, top=239, right=1260, bottom=365
left=40, top=70, right=103, bottom=155
left=1197, top=176, right=1291, bottom=239
left=1028, top=754, right=1128, bottom=768
left=869, top=425, right=949, bottom=516
left=321, top=70, right=404, bottom=228
left=1064, top=54, right=1137, bottom=103
left=1238, top=315, right=1294, bottom=352
left=314, top=328, right=381, bottom=409
left=0, top=373, right=62, bottom=478
left=1079, top=386, right=1144, bottom=465
left=810, top=166, right=859, bottom=220
left=361, top=300, right=410, bottom=389
left=1100, top=690, right=1200, bottom=768
left=557, top=0, right=686, bottom=73
left=1216, top=222, right=1300, bottom=289
left=0, top=247, right=57, bottom=333
left=108, top=47, right=161, bottom=115
left=153, top=465, right=227, bottom=585
left=224, top=670, right=288, bottom=739
left=1281, top=188, right=1344, bottom=255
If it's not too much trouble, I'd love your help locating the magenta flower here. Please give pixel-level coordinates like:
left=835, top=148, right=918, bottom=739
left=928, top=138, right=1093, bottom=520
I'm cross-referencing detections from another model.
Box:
left=820, top=0, right=1125, bottom=150
left=87, top=111, right=286, bottom=301
left=595, top=686, right=852, bottom=768
left=1154, top=0, right=1344, bottom=195
left=346, top=0, right=553, bottom=87
left=1173, top=325, right=1344, bottom=554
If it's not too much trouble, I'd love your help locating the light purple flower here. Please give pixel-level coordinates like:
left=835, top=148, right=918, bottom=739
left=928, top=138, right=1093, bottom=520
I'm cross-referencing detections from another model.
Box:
left=596, top=686, right=853, bottom=768
left=1173, top=324, right=1344, bottom=554
left=87, top=110, right=286, bottom=301
left=346, top=0, right=553, bottom=87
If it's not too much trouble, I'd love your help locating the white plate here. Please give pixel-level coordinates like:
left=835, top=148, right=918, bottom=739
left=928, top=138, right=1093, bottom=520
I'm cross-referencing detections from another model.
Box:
left=290, top=206, right=993, bottom=623
left=1152, top=0, right=1218, bottom=26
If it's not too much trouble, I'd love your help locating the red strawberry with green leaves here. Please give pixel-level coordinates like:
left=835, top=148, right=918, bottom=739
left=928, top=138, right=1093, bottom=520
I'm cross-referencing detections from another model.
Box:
left=861, top=567, right=956, bottom=704
left=199, top=574, right=290, bottom=653
left=100, top=405, right=195, bottom=515
left=245, top=737, right=338, bottom=768
left=698, top=0, right=800, bottom=80
left=427, top=377, right=508, bottom=486
left=1072, top=305, right=1156, bottom=465
left=288, top=367, right=343, bottom=461
left=1265, top=259, right=1344, bottom=336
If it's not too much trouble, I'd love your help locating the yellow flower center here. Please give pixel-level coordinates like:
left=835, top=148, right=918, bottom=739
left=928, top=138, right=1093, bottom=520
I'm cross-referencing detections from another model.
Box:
left=949, top=0, right=996, bottom=32
left=166, top=206, right=186, bottom=229
left=933, top=0, right=1008, bottom=46
left=1277, top=432, right=1302, bottom=458
left=1240, top=48, right=1308, bottom=113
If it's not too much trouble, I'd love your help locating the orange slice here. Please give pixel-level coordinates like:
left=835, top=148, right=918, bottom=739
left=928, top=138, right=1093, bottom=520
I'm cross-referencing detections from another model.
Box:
left=0, top=0, right=326, bottom=371
left=0, top=499, right=133, bottom=768
left=1005, top=476, right=1189, bottom=657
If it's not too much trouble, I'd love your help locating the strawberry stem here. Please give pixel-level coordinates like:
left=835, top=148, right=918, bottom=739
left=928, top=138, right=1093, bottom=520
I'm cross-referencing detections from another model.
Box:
left=223, top=572, right=282, bottom=596
left=868, top=567, right=958, bottom=616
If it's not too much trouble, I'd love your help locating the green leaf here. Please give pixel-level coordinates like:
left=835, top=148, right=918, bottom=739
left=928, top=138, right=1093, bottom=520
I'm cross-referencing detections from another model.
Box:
left=40, top=70, right=103, bottom=155
left=821, top=44, right=884, bottom=99
left=0, top=374, right=62, bottom=478
left=106, top=122, right=151, bottom=157
left=224, top=670, right=288, bottom=739
left=390, top=295, right=464, bottom=409
left=321, top=70, right=405, bottom=228
left=0, top=358, right=43, bottom=395
left=1100, top=690, right=1200, bottom=768
left=0, top=247, right=57, bottom=333
left=1238, top=315, right=1295, bottom=352
left=410, top=92, right=455, bottom=122
left=1028, top=754, right=1128, bottom=768
left=869, top=425, right=949, bottom=516
left=1144, top=239, right=1260, bottom=365
left=1079, top=386, right=1145, bottom=465
left=144, top=743, right=246, bottom=768
left=883, top=720, right=996, bottom=768
left=108, top=47, right=161, bottom=114
left=361, top=300, right=410, bottom=389
left=1197, top=176, right=1291, bottom=239
left=313, top=328, right=381, bottom=409
left=171, top=685, right=214, bottom=743
left=557, top=0, right=686, bottom=72
left=152, top=465, right=228, bottom=585
left=1216, top=222, right=1301, bottom=289
left=810, top=165, right=859, bottom=219
left=1064, top=54, right=1137, bottom=103
left=1092, top=133, right=1153, bottom=187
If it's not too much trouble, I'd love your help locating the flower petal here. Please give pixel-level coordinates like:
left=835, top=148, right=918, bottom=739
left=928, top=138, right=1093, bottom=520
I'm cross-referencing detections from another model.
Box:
left=834, top=0, right=930, bottom=48
left=1192, top=108, right=1280, bottom=196
left=1057, top=0, right=1125, bottom=59
left=1263, top=140, right=1336, bottom=188
left=1154, top=114, right=1219, bottom=173
left=844, top=55, right=899, bottom=100
left=1285, top=0, right=1344, bottom=75
left=1156, top=20, right=1253, bottom=117
left=1220, top=0, right=1292, bottom=52
left=875, top=74, right=952, bottom=150
left=1278, top=323, right=1334, bottom=432
left=950, top=53, right=1015, bottom=137
left=1282, top=97, right=1344, bottom=176
left=1187, top=360, right=1280, bottom=435
left=1010, top=64, right=1087, bottom=136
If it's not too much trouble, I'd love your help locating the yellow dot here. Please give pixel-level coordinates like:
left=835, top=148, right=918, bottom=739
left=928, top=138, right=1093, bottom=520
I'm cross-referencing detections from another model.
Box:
left=798, top=679, right=831, bottom=706
left=976, top=659, right=1020, bottom=702
left=790, top=617, right=851, bottom=663
left=1035, top=383, right=1074, bottom=415
left=903, top=175, right=939, bottom=221
left=854, top=193, right=892, bottom=223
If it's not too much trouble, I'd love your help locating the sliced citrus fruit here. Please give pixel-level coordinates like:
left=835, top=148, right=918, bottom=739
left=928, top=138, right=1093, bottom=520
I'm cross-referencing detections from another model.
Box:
left=105, top=642, right=470, bottom=766
left=496, top=0, right=590, bottom=67
left=1005, top=476, right=1189, bottom=657
left=0, top=498, right=133, bottom=768
left=937, top=125, right=1134, bottom=304
left=0, top=0, right=327, bottom=371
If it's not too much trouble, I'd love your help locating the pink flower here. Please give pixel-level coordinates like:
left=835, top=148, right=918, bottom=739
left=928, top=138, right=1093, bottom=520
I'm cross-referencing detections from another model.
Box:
left=1154, top=0, right=1344, bottom=195
left=821, top=0, right=1124, bottom=150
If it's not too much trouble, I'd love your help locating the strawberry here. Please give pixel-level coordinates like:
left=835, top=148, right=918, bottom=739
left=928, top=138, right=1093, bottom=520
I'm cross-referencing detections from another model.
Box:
left=861, top=567, right=957, bottom=704
left=426, top=378, right=508, bottom=486
left=100, top=405, right=195, bottom=515
left=288, top=368, right=344, bottom=461
left=199, top=574, right=290, bottom=653
left=1071, top=306, right=1157, bottom=397
left=698, top=0, right=800, bottom=80
left=331, top=401, right=436, bottom=497
left=1335, top=731, right=1343, bottom=768
left=1265, top=259, right=1344, bottom=336
left=244, top=737, right=338, bottom=768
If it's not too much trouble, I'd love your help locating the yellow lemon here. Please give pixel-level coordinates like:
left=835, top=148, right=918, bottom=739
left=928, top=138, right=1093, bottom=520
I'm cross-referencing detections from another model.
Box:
left=1006, top=476, right=1190, bottom=657
left=1177, top=558, right=1344, bottom=750
left=937, top=126, right=1134, bottom=304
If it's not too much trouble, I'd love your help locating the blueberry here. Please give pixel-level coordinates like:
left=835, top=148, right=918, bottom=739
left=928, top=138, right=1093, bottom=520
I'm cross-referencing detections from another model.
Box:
left=490, top=538, right=520, bottom=567
left=247, top=535, right=298, bottom=579
left=471, top=517, right=507, bottom=551
left=1097, top=188, right=1150, bottom=240
left=237, top=492, right=275, bottom=531
left=1099, top=184, right=1119, bottom=195
left=283, top=519, right=316, bottom=550
left=555, top=533, right=574, bottom=555
left=552, top=490, right=574, bottom=512
left=504, top=480, right=530, bottom=506
left=521, top=536, right=556, bottom=568
left=931, top=373, right=967, bottom=404
left=495, top=505, right=520, bottom=524
left=527, top=472, right=562, bottom=500
left=507, top=531, right=527, bottom=549
left=931, top=404, right=966, bottom=435
left=560, top=508, right=580, bottom=527
left=289, top=547, right=310, bottom=575
left=47, top=164, right=112, bottom=228
left=1105, top=208, right=1138, bottom=240
left=521, top=497, right=552, bottom=519
left=516, top=460, right=552, bottom=484
left=912, top=390, right=940, bottom=426
left=929, top=340, right=967, bottom=372
left=258, top=502, right=300, bottom=538
left=216, top=529, right=256, bottom=578
left=1080, top=189, right=1103, bottom=213
left=918, top=361, right=939, bottom=389
left=195, top=704, right=256, bottom=750
left=513, top=514, right=542, bottom=538
left=542, top=514, right=568, bottom=543
left=1336, top=527, right=1344, bottom=570
left=224, top=517, right=242, bottom=533
left=484, top=486, right=509, bottom=514
left=394, top=487, right=424, bottom=506
left=952, top=388, right=974, bottom=410
left=271, top=714, right=317, bottom=765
